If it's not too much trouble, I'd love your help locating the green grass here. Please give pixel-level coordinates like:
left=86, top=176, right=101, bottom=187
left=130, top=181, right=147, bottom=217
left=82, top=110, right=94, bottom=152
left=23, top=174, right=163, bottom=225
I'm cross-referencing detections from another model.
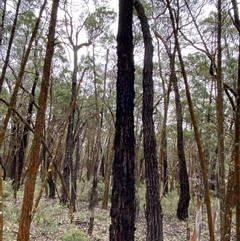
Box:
left=61, top=228, right=89, bottom=241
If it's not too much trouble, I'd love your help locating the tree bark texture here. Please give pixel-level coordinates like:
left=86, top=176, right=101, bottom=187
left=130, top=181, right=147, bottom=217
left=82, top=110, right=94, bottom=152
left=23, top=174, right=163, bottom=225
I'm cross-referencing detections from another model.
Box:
left=134, top=0, right=163, bottom=240
left=216, top=2, right=225, bottom=239
left=109, top=0, right=135, bottom=240
left=172, top=71, right=190, bottom=220
left=231, top=1, right=240, bottom=239
left=17, top=1, right=59, bottom=240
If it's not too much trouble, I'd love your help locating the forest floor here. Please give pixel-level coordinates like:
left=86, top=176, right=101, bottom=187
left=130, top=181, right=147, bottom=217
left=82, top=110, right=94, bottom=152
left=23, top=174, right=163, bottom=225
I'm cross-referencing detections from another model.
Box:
left=2, top=179, right=236, bottom=241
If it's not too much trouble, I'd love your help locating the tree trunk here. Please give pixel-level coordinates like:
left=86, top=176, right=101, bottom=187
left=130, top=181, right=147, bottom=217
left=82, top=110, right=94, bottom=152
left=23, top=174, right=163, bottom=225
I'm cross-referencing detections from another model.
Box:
left=163, top=138, right=168, bottom=195
left=61, top=37, right=91, bottom=203
left=216, top=2, right=225, bottom=238
left=61, top=48, right=77, bottom=203
left=231, top=1, right=240, bottom=239
left=88, top=48, right=109, bottom=235
left=102, top=127, right=113, bottom=209
left=109, top=0, right=135, bottom=239
left=134, top=0, right=163, bottom=240
left=172, top=70, right=190, bottom=220
left=166, top=0, right=215, bottom=239
left=17, top=1, right=59, bottom=240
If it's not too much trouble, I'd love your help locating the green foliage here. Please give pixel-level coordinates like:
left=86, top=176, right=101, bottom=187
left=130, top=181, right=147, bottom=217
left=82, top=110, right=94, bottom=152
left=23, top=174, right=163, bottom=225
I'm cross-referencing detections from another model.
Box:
left=3, top=179, right=12, bottom=198
left=84, top=6, right=116, bottom=39
left=32, top=202, right=63, bottom=235
left=97, top=182, right=105, bottom=200
left=61, top=228, right=88, bottom=241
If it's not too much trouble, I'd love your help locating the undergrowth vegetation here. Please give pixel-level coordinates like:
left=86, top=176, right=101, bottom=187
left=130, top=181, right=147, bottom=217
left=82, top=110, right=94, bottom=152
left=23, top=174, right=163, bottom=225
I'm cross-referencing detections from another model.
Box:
left=2, top=177, right=224, bottom=240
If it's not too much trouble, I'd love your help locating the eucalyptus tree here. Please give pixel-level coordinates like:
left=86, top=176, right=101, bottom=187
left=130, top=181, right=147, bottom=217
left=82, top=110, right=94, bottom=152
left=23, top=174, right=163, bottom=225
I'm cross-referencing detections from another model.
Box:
left=17, top=0, right=59, bottom=240
left=152, top=0, right=190, bottom=221
left=178, top=2, right=240, bottom=239
left=110, top=0, right=135, bottom=240
left=60, top=0, right=91, bottom=207
left=82, top=4, right=116, bottom=234
left=154, top=0, right=216, bottom=239
left=134, top=0, right=163, bottom=239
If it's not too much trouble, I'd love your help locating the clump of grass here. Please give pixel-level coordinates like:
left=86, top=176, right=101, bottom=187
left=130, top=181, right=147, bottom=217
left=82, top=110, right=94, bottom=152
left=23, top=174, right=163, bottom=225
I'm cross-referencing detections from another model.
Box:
left=61, top=228, right=88, bottom=241
left=3, top=179, right=13, bottom=198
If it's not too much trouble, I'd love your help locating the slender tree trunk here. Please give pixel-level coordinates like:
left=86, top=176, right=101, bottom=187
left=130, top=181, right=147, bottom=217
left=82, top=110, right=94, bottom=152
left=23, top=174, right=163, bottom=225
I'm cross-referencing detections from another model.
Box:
left=61, top=37, right=90, bottom=204
left=216, top=2, right=225, bottom=239
left=110, top=0, right=135, bottom=239
left=166, top=1, right=215, bottom=239
left=163, top=138, right=168, bottom=195
left=88, top=48, right=109, bottom=235
left=61, top=47, right=77, bottom=204
left=153, top=28, right=172, bottom=197
left=102, top=126, right=113, bottom=209
left=222, top=147, right=235, bottom=241
left=172, top=69, right=190, bottom=221
left=134, top=0, right=163, bottom=240
left=231, top=1, right=240, bottom=239
left=17, top=1, right=59, bottom=240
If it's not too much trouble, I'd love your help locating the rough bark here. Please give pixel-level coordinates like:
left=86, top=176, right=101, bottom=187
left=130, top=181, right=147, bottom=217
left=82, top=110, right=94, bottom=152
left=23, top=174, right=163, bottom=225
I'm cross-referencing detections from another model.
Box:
left=172, top=70, right=190, bottom=221
left=109, top=0, right=135, bottom=239
left=216, top=2, right=225, bottom=239
left=231, top=1, right=240, bottom=239
left=134, top=0, right=163, bottom=240
left=16, top=1, right=59, bottom=240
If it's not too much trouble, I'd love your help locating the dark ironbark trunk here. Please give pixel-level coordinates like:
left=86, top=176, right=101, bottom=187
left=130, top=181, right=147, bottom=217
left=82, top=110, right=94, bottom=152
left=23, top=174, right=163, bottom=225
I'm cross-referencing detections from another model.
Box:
left=134, top=0, right=163, bottom=240
left=109, top=0, right=135, bottom=240
left=231, top=1, right=240, bottom=239
left=172, top=71, right=190, bottom=220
